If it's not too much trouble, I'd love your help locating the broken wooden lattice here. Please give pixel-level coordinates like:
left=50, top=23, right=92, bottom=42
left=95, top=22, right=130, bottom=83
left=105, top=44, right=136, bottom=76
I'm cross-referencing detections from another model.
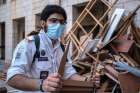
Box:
left=57, top=0, right=119, bottom=92
left=59, top=0, right=140, bottom=92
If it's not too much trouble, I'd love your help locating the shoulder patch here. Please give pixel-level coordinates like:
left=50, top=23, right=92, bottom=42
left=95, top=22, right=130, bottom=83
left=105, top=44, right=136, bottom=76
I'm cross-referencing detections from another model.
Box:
left=15, top=41, right=26, bottom=60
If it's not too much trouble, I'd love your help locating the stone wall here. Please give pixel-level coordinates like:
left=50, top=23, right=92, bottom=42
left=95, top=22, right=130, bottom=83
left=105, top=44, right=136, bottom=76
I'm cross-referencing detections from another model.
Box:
left=0, top=0, right=140, bottom=62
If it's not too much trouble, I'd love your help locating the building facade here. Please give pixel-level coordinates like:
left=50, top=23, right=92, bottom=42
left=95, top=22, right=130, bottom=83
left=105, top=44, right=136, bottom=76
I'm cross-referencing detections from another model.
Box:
left=0, top=0, right=140, bottom=63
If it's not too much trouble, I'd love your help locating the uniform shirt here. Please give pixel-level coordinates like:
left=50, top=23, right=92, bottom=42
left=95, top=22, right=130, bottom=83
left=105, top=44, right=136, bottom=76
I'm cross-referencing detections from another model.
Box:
left=7, top=30, right=76, bottom=93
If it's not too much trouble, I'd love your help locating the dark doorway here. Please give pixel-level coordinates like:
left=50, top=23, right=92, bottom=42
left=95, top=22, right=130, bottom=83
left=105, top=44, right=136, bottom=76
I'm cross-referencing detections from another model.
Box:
left=0, top=22, right=5, bottom=60
left=13, top=18, right=25, bottom=48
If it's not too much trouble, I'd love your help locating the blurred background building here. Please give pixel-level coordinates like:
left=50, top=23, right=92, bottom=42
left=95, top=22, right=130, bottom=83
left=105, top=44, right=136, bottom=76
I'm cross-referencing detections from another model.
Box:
left=0, top=0, right=140, bottom=64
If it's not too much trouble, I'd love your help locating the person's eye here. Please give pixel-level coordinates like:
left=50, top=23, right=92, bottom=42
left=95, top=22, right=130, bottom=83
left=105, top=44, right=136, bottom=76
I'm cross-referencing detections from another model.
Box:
left=52, top=19, right=58, bottom=23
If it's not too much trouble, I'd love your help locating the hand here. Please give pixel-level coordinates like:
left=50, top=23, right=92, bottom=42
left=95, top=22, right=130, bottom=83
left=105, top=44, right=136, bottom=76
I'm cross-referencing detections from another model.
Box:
left=90, top=73, right=100, bottom=88
left=42, top=73, right=62, bottom=92
left=113, top=61, right=130, bottom=71
left=0, top=72, right=7, bottom=81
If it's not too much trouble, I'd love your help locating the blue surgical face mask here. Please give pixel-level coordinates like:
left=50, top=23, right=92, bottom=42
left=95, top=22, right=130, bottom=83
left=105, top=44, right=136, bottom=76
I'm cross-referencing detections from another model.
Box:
left=46, top=23, right=65, bottom=40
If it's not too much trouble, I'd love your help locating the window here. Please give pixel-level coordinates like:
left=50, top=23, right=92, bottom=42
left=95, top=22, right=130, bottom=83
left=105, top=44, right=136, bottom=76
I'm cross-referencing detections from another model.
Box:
left=35, top=14, right=41, bottom=31
left=0, top=0, right=6, bottom=5
left=13, top=18, right=25, bottom=48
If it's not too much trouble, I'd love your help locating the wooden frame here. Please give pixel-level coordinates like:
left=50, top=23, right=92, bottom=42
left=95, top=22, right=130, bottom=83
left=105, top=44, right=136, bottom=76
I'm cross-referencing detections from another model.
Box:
left=66, top=0, right=118, bottom=62
left=58, top=0, right=119, bottom=92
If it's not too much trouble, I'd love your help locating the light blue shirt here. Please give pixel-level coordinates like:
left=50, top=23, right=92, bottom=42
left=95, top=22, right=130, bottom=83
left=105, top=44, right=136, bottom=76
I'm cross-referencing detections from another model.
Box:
left=7, top=30, right=76, bottom=93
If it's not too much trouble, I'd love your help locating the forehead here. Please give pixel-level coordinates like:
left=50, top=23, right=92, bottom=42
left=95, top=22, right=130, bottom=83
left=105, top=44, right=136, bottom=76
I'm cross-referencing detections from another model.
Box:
left=48, top=13, right=64, bottom=20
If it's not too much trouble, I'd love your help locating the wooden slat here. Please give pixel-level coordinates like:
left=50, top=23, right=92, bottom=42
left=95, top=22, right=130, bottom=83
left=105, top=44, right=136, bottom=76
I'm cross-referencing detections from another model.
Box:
left=66, top=0, right=98, bottom=40
left=76, top=21, right=88, bottom=35
left=59, top=80, right=94, bottom=93
left=63, top=80, right=93, bottom=87
left=85, top=8, right=104, bottom=28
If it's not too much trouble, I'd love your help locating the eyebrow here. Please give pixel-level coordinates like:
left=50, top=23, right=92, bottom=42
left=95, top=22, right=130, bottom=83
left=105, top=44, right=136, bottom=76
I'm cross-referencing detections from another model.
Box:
left=48, top=18, right=64, bottom=20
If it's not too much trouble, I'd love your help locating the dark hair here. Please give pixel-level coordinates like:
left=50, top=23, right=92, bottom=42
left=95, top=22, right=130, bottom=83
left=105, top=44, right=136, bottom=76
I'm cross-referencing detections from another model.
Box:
left=27, top=5, right=67, bottom=36
left=40, top=5, right=67, bottom=21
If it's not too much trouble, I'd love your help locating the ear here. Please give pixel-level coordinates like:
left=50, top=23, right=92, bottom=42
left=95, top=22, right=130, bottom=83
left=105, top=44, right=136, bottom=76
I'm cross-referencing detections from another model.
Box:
left=40, top=20, right=46, bottom=28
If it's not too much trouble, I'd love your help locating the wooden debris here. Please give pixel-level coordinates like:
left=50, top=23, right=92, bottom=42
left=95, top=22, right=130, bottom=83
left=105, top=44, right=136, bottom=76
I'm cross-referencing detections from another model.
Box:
left=60, top=3, right=140, bottom=93
left=118, top=73, right=140, bottom=93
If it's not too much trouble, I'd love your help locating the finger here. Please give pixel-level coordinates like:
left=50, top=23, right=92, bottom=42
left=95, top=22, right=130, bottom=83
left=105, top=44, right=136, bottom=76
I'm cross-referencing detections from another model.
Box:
left=95, top=83, right=100, bottom=88
left=46, top=76, right=63, bottom=88
left=95, top=81, right=100, bottom=85
left=114, top=61, right=122, bottom=66
left=1, top=74, right=6, bottom=76
left=47, top=81, right=60, bottom=88
left=123, top=62, right=128, bottom=65
left=91, top=79, right=100, bottom=88
left=92, top=76, right=100, bottom=80
left=43, top=85, right=57, bottom=92
left=94, top=77, right=100, bottom=81
left=113, top=62, right=117, bottom=65
left=47, top=76, right=61, bottom=83
left=92, top=74, right=100, bottom=79
left=43, top=80, right=62, bottom=92
left=50, top=73, right=61, bottom=78
left=115, top=67, right=125, bottom=71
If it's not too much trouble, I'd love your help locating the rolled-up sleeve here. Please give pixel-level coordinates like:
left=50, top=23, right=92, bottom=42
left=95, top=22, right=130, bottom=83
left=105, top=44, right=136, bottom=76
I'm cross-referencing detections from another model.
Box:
left=7, top=40, right=33, bottom=81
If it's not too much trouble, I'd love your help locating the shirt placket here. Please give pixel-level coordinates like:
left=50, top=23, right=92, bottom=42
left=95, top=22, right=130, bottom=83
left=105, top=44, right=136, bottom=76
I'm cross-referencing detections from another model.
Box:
left=51, top=50, right=58, bottom=73
left=41, top=31, right=60, bottom=73
left=45, top=44, right=57, bottom=73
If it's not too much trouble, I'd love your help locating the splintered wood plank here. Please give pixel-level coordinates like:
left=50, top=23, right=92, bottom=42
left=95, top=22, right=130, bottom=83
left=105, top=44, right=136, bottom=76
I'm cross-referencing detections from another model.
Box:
left=58, top=41, right=70, bottom=76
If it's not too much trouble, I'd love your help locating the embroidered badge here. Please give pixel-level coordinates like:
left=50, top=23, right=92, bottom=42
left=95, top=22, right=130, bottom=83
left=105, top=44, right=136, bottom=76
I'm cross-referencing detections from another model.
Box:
left=40, top=50, right=46, bottom=56
left=15, top=52, right=21, bottom=59
left=38, top=57, right=48, bottom=61
left=15, top=45, right=25, bottom=59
